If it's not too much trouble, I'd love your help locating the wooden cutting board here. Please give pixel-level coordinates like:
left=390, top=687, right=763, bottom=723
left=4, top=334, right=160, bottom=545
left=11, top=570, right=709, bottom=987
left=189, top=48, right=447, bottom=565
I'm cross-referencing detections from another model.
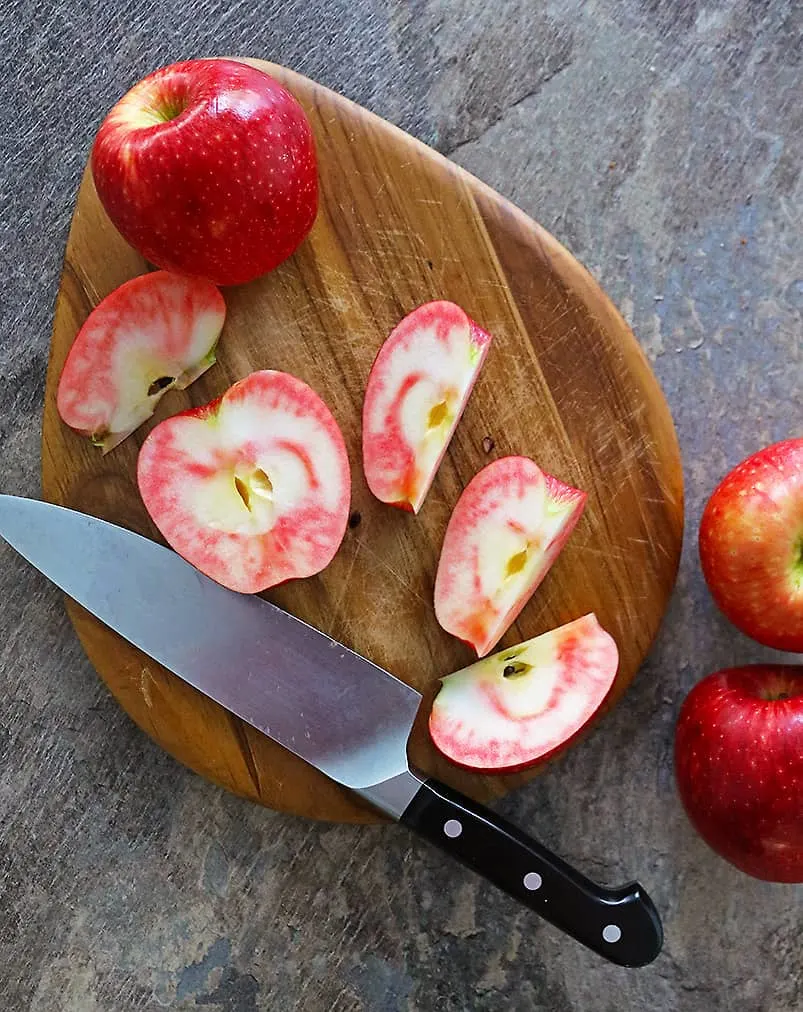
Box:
left=41, top=58, right=683, bottom=823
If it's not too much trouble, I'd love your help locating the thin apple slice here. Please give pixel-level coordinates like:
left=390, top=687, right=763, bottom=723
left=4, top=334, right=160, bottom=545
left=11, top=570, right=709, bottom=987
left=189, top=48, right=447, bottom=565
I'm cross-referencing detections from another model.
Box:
left=429, top=614, right=618, bottom=772
left=362, top=301, right=492, bottom=513
left=57, top=271, right=225, bottom=453
left=434, top=456, right=586, bottom=656
left=137, top=370, right=350, bottom=593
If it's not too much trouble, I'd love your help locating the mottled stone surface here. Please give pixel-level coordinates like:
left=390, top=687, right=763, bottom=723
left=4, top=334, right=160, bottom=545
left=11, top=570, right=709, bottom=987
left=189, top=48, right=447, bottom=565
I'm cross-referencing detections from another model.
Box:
left=0, top=1, right=801, bottom=1009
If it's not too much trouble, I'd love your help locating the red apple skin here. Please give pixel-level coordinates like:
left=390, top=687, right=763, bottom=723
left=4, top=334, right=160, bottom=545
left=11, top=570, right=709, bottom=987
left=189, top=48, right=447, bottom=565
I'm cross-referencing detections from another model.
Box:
left=675, top=665, right=803, bottom=882
left=699, top=439, right=803, bottom=652
left=91, top=59, right=318, bottom=286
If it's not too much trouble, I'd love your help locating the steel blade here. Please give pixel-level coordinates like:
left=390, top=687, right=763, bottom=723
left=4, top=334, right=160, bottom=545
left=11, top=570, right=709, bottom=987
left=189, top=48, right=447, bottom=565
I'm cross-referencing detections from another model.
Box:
left=0, top=495, right=422, bottom=793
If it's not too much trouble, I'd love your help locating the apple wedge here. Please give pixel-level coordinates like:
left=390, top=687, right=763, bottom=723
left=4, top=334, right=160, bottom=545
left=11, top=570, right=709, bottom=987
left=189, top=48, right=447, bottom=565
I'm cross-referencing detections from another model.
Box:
left=429, top=614, right=619, bottom=772
left=362, top=301, right=492, bottom=513
left=434, top=456, right=586, bottom=656
left=57, top=271, right=225, bottom=453
left=137, top=370, right=350, bottom=593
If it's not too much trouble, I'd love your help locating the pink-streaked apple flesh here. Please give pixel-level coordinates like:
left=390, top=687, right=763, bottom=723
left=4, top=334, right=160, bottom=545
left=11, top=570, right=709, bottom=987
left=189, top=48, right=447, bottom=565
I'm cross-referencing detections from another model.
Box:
left=434, top=456, right=587, bottom=656
left=675, top=665, right=803, bottom=882
left=91, top=59, right=318, bottom=286
left=137, top=370, right=350, bottom=593
left=362, top=301, right=492, bottom=513
left=429, top=614, right=618, bottom=772
left=56, top=271, right=225, bottom=453
left=699, top=438, right=803, bottom=652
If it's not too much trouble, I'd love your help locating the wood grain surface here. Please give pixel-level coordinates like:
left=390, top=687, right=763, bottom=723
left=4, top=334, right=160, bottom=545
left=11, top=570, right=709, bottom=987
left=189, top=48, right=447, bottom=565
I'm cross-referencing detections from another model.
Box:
left=41, top=58, right=683, bottom=823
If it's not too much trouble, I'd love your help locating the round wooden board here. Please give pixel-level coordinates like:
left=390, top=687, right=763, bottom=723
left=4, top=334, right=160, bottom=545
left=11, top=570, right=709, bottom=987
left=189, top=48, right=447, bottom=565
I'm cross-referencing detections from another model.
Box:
left=42, top=58, right=683, bottom=823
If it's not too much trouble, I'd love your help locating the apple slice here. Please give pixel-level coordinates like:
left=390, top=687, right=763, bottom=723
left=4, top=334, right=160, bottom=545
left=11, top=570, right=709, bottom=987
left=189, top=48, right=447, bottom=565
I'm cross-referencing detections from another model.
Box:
left=57, top=271, right=225, bottom=453
left=434, top=456, right=586, bottom=656
left=137, top=370, right=350, bottom=593
left=362, top=301, right=492, bottom=513
left=429, top=614, right=619, bottom=772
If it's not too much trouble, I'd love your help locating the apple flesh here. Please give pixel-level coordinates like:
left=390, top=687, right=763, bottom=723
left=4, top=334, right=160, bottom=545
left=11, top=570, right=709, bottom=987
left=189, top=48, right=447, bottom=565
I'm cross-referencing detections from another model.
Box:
left=434, top=456, right=586, bottom=656
left=429, top=614, right=618, bottom=772
left=91, top=59, right=318, bottom=286
left=137, top=370, right=350, bottom=593
left=362, top=301, right=492, bottom=513
left=699, top=439, right=803, bottom=652
left=675, top=665, right=803, bottom=882
left=57, top=271, right=225, bottom=453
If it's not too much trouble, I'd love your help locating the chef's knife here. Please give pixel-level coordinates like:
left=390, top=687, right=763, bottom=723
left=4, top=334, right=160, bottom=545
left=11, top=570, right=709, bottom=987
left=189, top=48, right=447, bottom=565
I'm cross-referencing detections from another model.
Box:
left=0, top=494, right=662, bottom=967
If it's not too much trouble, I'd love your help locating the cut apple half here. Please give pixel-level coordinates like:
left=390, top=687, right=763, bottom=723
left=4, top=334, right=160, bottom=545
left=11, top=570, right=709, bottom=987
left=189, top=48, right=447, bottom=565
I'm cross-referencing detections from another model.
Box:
left=434, top=456, right=587, bottom=656
left=429, top=614, right=619, bottom=772
left=57, top=271, right=225, bottom=452
left=362, top=301, right=492, bottom=513
left=137, top=370, right=351, bottom=593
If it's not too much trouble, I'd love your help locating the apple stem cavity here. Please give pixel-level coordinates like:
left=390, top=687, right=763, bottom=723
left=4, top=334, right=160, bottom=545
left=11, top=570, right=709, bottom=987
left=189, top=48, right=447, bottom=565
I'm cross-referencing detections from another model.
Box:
left=153, top=95, right=188, bottom=124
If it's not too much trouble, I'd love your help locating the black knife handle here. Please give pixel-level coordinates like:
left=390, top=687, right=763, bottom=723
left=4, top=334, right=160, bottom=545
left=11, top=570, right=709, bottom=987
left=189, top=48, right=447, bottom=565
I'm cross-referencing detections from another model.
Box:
left=400, top=777, right=662, bottom=967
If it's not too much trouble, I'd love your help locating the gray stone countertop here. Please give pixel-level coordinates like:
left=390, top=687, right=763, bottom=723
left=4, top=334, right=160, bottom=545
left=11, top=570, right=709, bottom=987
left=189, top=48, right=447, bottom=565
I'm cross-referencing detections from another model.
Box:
left=1, top=1, right=800, bottom=1009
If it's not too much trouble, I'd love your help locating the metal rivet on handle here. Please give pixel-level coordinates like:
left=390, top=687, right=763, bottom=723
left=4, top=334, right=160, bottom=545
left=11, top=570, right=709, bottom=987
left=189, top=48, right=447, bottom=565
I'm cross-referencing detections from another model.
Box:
left=523, top=872, right=542, bottom=891
left=443, top=819, right=463, bottom=838
left=602, top=924, right=622, bottom=943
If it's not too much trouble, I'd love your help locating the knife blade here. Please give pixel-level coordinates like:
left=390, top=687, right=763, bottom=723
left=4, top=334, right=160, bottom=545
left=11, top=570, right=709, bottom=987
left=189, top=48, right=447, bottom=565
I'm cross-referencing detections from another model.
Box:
left=0, top=494, right=662, bottom=967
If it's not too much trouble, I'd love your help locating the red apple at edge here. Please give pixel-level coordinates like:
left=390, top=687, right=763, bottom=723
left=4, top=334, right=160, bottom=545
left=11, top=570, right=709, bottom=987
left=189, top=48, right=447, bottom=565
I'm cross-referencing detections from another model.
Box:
left=675, top=665, right=803, bottom=882
left=92, top=59, right=318, bottom=286
left=699, top=438, right=803, bottom=652
left=137, top=370, right=350, bottom=593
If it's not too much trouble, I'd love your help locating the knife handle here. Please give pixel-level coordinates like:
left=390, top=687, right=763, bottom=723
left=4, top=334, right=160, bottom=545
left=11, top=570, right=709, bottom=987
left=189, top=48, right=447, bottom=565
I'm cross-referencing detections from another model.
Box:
left=400, top=777, right=662, bottom=967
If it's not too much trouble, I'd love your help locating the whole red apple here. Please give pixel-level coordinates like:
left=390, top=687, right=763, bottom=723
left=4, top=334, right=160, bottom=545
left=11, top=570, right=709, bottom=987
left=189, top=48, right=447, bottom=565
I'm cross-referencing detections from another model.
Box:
left=675, top=665, right=803, bottom=882
left=699, top=438, right=803, bottom=652
left=91, top=59, right=318, bottom=286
